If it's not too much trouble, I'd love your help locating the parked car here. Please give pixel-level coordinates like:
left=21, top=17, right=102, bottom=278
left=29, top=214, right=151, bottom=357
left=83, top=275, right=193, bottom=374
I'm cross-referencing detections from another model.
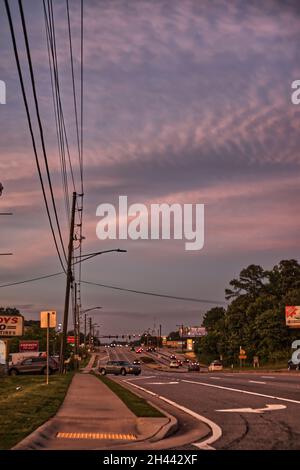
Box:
left=9, top=356, right=59, bottom=376
left=188, top=362, right=200, bottom=372
left=169, top=360, right=180, bottom=368
left=208, top=360, right=223, bottom=372
left=99, top=360, right=141, bottom=376
left=288, top=360, right=300, bottom=370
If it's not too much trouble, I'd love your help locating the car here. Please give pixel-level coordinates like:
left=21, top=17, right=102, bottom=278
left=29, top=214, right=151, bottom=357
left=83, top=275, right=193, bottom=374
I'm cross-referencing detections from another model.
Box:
left=183, top=358, right=190, bottom=363
left=99, top=360, right=141, bottom=376
left=188, top=362, right=200, bottom=372
left=136, top=347, right=143, bottom=353
left=9, top=356, right=59, bottom=376
left=169, top=360, right=180, bottom=368
left=176, top=359, right=183, bottom=367
left=288, top=360, right=300, bottom=370
left=170, top=354, right=176, bottom=360
left=133, top=359, right=141, bottom=365
left=208, top=360, right=223, bottom=372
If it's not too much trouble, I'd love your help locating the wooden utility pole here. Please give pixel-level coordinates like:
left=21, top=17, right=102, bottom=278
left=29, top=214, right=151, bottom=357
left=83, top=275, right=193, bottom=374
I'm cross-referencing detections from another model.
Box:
left=59, top=192, right=77, bottom=373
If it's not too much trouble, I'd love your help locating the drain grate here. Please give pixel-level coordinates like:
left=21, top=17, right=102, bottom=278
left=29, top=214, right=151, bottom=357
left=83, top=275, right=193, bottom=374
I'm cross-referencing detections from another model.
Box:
left=56, top=432, right=137, bottom=440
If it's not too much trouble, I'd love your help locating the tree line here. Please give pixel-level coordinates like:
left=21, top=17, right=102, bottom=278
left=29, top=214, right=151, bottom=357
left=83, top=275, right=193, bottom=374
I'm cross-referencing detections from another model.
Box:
left=198, top=259, right=300, bottom=365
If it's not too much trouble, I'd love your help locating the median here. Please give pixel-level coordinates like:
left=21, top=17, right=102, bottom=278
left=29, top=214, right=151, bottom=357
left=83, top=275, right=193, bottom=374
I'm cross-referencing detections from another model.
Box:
left=95, top=373, right=164, bottom=418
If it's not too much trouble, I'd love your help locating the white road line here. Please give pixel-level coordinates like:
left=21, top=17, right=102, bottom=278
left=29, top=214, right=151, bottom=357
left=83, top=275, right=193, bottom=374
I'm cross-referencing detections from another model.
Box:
left=182, top=379, right=300, bottom=405
left=261, top=376, right=275, bottom=379
left=124, top=380, right=222, bottom=450
left=249, top=380, right=266, bottom=385
left=210, top=377, right=221, bottom=380
left=125, top=375, right=156, bottom=381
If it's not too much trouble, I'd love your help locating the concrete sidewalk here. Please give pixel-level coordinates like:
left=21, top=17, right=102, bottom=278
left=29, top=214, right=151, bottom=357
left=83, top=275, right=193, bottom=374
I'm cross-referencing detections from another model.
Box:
left=14, top=373, right=171, bottom=450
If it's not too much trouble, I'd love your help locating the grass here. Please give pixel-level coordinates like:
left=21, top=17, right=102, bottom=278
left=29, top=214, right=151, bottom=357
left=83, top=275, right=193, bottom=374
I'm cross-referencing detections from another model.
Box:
left=140, top=356, right=155, bottom=364
left=95, top=374, right=164, bottom=418
left=0, top=373, right=74, bottom=450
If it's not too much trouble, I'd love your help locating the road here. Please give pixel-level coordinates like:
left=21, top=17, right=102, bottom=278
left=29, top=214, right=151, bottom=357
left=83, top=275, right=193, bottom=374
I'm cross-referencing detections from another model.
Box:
left=104, top=346, right=300, bottom=450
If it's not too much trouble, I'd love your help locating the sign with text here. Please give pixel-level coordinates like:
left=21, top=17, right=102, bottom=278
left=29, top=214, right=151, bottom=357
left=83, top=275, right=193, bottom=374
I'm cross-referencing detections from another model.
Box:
left=19, top=340, right=39, bottom=353
left=285, top=306, right=300, bottom=328
left=40, top=311, right=57, bottom=328
left=0, top=316, right=24, bottom=337
left=67, top=336, right=75, bottom=344
left=0, top=340, right=8, bottom=365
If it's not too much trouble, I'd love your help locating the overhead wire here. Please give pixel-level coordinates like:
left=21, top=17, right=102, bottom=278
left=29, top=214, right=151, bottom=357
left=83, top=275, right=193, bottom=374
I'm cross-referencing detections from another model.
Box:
left=4, top=0, right=67, bottom=273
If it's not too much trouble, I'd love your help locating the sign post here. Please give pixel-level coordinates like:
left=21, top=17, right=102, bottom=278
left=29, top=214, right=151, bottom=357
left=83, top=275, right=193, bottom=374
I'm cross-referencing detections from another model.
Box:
left=40, top=311, right=56, bottom=385
left=239, top=346, right=247, bottom=367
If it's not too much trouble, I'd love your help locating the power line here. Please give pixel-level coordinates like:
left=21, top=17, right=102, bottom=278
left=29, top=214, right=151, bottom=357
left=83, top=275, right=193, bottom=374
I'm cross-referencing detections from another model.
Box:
left=0, top=272, right=64, bottom=289
left=18, top=0, right=68, bottom=263
left=0, top=271, right=226, bottom=305
left=81, top=280, right=226, bottom=305
left=4, top=0, right=66, bottom=273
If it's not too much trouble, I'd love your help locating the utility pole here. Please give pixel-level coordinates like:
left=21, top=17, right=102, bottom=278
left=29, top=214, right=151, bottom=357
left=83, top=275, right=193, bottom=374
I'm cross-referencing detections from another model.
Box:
left=59, top=192, right=77, bottom=373
left=89, top=317, right=92, bottom=350
left=84, top=313, right=87, bottom=347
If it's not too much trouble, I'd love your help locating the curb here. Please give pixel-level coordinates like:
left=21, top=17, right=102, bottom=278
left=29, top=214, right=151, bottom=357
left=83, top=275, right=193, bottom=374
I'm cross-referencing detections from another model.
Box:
left=118, top=378, right=178, bottom=443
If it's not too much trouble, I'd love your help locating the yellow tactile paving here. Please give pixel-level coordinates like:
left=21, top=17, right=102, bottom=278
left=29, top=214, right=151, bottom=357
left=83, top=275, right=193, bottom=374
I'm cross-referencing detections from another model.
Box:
left=56, top=432, right=137, bottom=440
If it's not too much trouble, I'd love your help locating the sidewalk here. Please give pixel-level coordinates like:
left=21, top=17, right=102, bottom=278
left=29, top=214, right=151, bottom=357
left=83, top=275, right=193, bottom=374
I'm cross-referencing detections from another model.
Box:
left=14, top=373, right=170, bottom=450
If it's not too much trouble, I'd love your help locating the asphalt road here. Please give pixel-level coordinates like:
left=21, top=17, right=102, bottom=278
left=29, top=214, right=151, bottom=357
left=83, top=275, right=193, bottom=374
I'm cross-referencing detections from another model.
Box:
left=105, top=346, right=300, bottom=450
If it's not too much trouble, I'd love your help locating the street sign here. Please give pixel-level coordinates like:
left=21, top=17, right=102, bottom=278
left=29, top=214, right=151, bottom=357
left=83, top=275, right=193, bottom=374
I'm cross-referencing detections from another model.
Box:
left=67, top=336, right=75, bottom=344
left=239, top=355, right=247, bottom=360
left=285, top=306, right=300, bottom=328
left=0, top=340, right=7, bottom=365
left=19, top=340, right=39, bottom=353
left=0, top=315, right=23, bottom=337
left=40, top=311, right=57, bottom=328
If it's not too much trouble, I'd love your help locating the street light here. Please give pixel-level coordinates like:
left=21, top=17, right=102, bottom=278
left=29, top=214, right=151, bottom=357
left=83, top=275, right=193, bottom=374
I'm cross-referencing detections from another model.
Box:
left=81, top=307, right=103, bottom=347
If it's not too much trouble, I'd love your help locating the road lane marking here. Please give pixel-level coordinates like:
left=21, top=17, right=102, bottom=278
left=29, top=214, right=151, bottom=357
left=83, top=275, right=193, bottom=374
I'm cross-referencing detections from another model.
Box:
left=147, top=381, right=179, bottom=385
left=124, top=380, right=222, bottom=450
left=182, top=379, right=300, bottom=405
left=125, top=375, right=156, bottom=381
left=249, top=380, right=266, bottom=384
left=210, top=377, right=221, bottom=380
left=261, top=376, right=275, bottom=379
left=216, top=404, right=286, bottom=413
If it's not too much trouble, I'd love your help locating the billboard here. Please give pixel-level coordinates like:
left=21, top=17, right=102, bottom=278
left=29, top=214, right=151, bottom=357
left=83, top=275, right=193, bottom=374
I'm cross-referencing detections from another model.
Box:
left=179, top=326, right=207, bottom=337
left=285, top=306, right=300, bottom=328
left=0, top=315, right=24, bottom=337
left=19, top=340, right=39, bottom=353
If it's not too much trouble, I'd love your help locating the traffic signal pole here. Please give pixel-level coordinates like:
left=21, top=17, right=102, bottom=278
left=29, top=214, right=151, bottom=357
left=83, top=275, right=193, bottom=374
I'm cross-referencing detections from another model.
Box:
left=59, top=192, right=77, bottom=373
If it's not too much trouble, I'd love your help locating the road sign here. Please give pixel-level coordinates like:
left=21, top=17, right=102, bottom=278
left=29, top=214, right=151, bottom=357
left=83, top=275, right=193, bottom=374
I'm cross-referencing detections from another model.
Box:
left=40, top=311, right=57, bottom=328
left=239, top=355, right=247, bottom=360
left=0, top=315, right=23, bottom=337
left=0, top=340, right=8, bottom=365
left=19, top=340, right=39, bottom=352
left=285, top=306, right=300, bottom=328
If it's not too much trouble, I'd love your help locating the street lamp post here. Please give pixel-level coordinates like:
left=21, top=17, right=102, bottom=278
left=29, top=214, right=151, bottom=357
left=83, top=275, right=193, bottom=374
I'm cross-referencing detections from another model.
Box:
left=80, top=307, right=102, bottom=347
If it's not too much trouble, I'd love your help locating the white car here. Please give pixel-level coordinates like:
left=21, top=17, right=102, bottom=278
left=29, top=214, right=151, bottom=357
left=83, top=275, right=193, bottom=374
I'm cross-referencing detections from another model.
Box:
left=169, top=360, right=180, bottom=368
left=208, top=360, right=223, bottom=372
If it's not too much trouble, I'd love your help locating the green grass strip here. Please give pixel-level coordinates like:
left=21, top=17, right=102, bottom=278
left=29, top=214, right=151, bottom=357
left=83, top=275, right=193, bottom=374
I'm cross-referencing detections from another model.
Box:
left=95, top=373, right=164, bottom=418
left=0, top=373, right=74, bottom=450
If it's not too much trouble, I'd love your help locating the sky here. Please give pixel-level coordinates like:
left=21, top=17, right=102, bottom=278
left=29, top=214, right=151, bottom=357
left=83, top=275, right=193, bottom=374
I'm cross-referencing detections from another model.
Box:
left=0, top=0, right=300, bottom=336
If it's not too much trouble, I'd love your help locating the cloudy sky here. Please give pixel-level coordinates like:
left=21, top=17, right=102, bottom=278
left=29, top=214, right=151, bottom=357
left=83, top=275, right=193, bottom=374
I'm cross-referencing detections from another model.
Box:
left=0, top=0, right=300, bottom=335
